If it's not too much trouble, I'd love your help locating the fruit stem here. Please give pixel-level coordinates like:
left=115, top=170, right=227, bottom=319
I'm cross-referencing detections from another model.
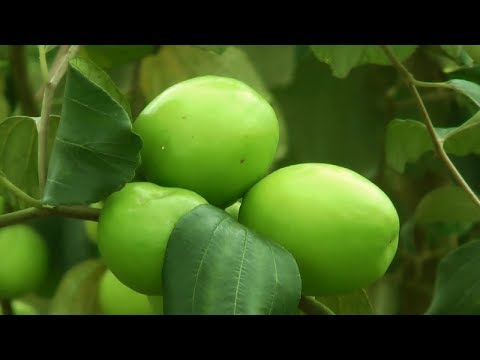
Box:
left=1, top=299, right=13, bottom=315
left=38, top=45, right=79, bottom=195
left=381, top=45, right=480, bottom=211
left=298, top=295, right=335, bottom=315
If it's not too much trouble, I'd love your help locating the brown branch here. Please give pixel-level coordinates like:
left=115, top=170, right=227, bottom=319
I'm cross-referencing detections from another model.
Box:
left=381, top=45, right=480, bottom=211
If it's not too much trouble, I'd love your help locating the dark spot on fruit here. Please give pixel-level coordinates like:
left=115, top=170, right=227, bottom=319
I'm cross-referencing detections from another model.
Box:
left=182, top=115, right=187, bottom=119
left=191, top=136, right=195, bottom=139
left=240, top=159, right=245, bottom=164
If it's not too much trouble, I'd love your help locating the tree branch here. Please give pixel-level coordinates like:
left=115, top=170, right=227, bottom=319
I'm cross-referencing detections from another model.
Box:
left=54, top=205, right=101, bottom=221
left=0, top=207, right=47, bottom=227
left=0, top=205, right=100, bottom=228
left=298, top=295, right=335, bottom=315
left=38, top=45, right=79, bottom=194
left=8, top=46, right=37, bottom=116
left=381, top=45, right=480, bottom=210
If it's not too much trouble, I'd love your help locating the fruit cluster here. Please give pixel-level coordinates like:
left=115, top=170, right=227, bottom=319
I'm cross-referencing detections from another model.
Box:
left=0, top=76, right=400, bottom=314
left=98, top=76, right=400, bottom=303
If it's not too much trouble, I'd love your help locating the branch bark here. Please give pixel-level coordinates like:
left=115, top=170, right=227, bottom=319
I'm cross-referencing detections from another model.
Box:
left=381, top=45, right=480, bottom=210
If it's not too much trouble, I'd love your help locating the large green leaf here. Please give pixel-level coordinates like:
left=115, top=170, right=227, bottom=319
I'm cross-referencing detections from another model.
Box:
left=162, top=204, right=301, bottom=315
left=0, top=116, right=59, bottom=209
left=415, top=185, right=480, bottom=225
left=138, top=45, right=288, bottom=165
left=49, top=259, right=106, bottom=315
left=316, top=289, right=374, bottom=315
left=310, top=45, right=417, bottom=78
left=43, top=57, right=142, bottom=206
left=426, top=239, right=480, bottom=314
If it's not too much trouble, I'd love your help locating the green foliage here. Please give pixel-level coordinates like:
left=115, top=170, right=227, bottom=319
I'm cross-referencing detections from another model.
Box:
left=310, top=45, right=417, bottom=78
left=163, top=204, right=301, bottom=315
left=43, top=58, right=142, bottom=206
left=274, top=53, right=391, bottom=178
left=240, top=45, right=297, bottom=88
left=80, top=45, right=155, bottom=69
left=139, top=45, right=272, bottom=102
left=385, top=119, right=435, bottom=173
left=386, top=111, right=480, bottom=173
left=415, top=185, right=480, bottom=225
left=0, top=116, right=59, bottom=209
left=426, top=239, right=480, bottom=314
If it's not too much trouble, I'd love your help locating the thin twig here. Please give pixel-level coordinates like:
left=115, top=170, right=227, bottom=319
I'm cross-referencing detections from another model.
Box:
left=8, top=46, right=37, bottom=116
left=298, top=295, right=335, bottom=315
left=38, top=45, right=79, bottom=194
left=35, top=45, right=69, bottom=102
left=1, top=299, right=13, bottom=315
left=381, top=45, right=480, bottom=210
left=0, top=205, right=100, bottom=228
left=0, top=176, right=42, bottom=208
left=38, top=46, right=49, bottom=82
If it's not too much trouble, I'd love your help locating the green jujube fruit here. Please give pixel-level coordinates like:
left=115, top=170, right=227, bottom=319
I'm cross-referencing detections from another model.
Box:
left=98, top=269, right=156, bottom=315
left=239, top=163, right=400, bottom=296
left=97, top=182, right=207, bottom=295
left=0, top=225, right=48, bottom=299
left=134, top=76, right=279, bottom=208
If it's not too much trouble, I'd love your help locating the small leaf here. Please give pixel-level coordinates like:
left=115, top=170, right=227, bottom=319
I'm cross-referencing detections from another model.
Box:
left=310, top=45, right=417, bottom=78
left=443, top=111, right=480, bottom=156
left=447, top=79, right=480, bottom=107
left=43, top=57, right=142, bottom=206
left=441, top=46, right=474, bottom=69
left=384, top=115, right=480, bottom=173
left=163, top=204, right=301, bottom=315
left=385, top=119, right=434, bottom=173
left=0, top=116, right=59, bottom=209
left=49, top=259, right=106, bottom=315
left=316, top=289, right=374, bottom=315
left=426, top=239, right=480, bottom=314
left=442, top=45, right=463, bottom=59
left=415, top=185, right=480, bottom=225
